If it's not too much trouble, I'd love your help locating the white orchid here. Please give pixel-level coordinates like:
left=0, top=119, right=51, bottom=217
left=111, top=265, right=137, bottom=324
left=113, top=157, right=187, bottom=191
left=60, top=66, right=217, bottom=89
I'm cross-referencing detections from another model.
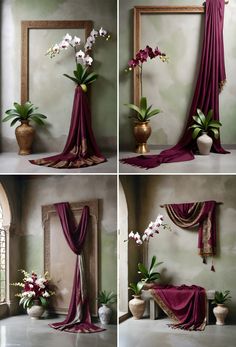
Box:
left=83, top=55, right=93, bottom=66
left=43, top=291, right=50, bottom=298
left=142, top=234, right=148, bottom=241
left=52, top=44, right=60, bottom=54
left=73, top=36, right=81, bottom=46
left=84, top=42, right=92, bottom=51
left=129, top=231, right=135, bottom=239
left=60, top=40, right=70, bottom=49
left=134, top=232, right=141, bottom=240
left=99, top=27, right=107, bottom=37
left=90, top=29, right=99, bottom=38
left=136, top=239, right=143, bottom=245
left=64, top=33, right=72, bottom=42
left=155, top=214, right=164, bottom=225
left=76, top=50, right=85, bottom=59
left=87, top=35, right=96, bottom=44
left=25, top=277, right=33, bottom=283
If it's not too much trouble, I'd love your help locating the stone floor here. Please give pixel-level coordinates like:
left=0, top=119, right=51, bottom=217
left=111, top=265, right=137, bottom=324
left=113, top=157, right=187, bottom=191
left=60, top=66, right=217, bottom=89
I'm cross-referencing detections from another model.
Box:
left=119, top=317, right=236, bottom=347
left=119, top=148, right=236, bottom=173
left=0, top=152, right=117, bottom=173
left=0, top=315, right=117, bottom=347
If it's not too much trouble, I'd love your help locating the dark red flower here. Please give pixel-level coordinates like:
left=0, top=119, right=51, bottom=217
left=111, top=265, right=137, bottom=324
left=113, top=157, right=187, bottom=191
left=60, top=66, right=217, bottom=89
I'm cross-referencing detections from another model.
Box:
left=145, top=45, right=155, bottom=59
left=154, top=47, right=162, bottom=56
left=128, top=58, right=139, bottom=68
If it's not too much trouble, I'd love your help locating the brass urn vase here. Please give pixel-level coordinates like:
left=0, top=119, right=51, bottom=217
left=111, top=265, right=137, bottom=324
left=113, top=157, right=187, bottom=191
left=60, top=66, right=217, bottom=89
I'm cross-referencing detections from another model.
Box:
left=15, top=121, right=35, bottom=155
left=133, top=121, right=152, bottom=154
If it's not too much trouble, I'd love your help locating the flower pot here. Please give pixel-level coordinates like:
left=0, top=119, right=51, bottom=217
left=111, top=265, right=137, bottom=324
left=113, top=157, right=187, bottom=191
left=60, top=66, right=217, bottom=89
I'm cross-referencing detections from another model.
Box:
left=98, top=304, right=112, bottom=325
left=27, top=300, right=45, bottom=319
left=213, top=304, right=229, bottom=325
left=129, top=295, right=145, bottom=319
left=133, top=121, right=152, bottom=154
left=15, top=121, right=35, bottom=155
left=197, top=132, right=213, bottom=155
left=142, top=282, right=156, bottom=290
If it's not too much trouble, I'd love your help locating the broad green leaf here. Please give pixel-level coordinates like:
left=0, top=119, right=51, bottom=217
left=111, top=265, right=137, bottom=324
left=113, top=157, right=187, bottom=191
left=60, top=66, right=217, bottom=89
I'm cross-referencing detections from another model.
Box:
left=10, top=118, right=21, bottom=127
left=150, top=256, right=157, bottom=272
left=196, top=109, right=206, bottom=125
left=209, top=128, right=219, bottom=139
left=205, top=109, right=213, bottom=127
left=147, top=109, right=161, bottom=119
left=76, top=63, right=84, bottom=79
left=208, top=121, right=222, bottom=128
left=138, top=262, right=149, bottom=277
left=124, top=103, right=143, bottom=117
left=140, top=97, right=147, bottom=112
left=83, top=72, right=99, bottom=84
left=30, top=116, right=45, bottom=126
left=39, top=296, right=47, bottom=307
left=192, top=115, right=204, bottom=127
left=137, top=281, right=144, bottom=293
left=63, top=74, right=79, bottom=84
left=73, top=70, right=82, bottom=83
left=81, top=66, right=89, bottom=80
left=31, top=113, right=47, bottom=119
left=192, top=127, right=202, bottom=139
left=2, top=114, right=18, bottom=122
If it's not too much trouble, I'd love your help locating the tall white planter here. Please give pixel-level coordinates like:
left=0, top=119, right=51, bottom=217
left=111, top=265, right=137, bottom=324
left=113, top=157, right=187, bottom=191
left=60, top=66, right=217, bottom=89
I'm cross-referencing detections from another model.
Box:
left=98, top=304, right=112, bottom=325
left=213, top=304, right=229, bottom=325
left=197, top=132, right=213, bottom=155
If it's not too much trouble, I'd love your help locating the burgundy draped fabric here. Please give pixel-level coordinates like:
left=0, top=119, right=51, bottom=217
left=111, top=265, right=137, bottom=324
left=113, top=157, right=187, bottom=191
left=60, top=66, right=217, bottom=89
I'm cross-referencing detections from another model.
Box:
left=120, top=0, right=229, bottom=169
left=30, top=86, right=106, bottom=168
left=164, top=201, right=217, bottom=265
left=151, top=285, right=206, bottom=331
left=49, top=203, right=104, bottom=333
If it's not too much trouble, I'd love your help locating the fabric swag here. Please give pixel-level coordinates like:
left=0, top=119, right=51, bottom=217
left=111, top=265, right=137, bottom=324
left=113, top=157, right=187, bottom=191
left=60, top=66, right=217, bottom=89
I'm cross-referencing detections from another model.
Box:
left=120, top=0, right=229, bottom=169
left=30, top=86, right=106, bottom=169
left=49, top=203, right=104, bottom=333
left=151, top=285, right=206, bottom=331
left=164, top=201, right=217, bottom=269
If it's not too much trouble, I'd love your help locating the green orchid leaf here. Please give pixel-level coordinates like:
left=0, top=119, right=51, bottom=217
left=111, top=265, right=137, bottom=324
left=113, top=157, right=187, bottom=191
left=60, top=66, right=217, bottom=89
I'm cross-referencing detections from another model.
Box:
left=192, top=115, right=204, bottom=127
left=147, top=109, right=161, bottom=119
left=83, top=72, right=99, bottom=84
left=63, top=74, right=79, bottom=84
left=73, top=70, right=82, bottom=83
left=31, top=113, right=47, bottom=119
left=10, top=118, right=21, bottom=127
left=39, top=296, right=47, bottom=307
left=2, top=114, right=19, bottom=122
left=81, top=66, right=89, bottom=80
left=208, top=121, right=222, bottom=128
left=138, top=262, right=149, bottom=277
left=124, top=103, right=143, bottom=117
left=209, top=128, right=219, bottom=139
left=192, top=127, right=202, bottom=139
left=196, top=109, right=206, bottom=124
left=140, top=97, right=147, bottom=112
left=150, top=256, right=157, bottom=272
left=30, top=116, right=45, bottom=126
left=76, top=63, right=84, bottom=79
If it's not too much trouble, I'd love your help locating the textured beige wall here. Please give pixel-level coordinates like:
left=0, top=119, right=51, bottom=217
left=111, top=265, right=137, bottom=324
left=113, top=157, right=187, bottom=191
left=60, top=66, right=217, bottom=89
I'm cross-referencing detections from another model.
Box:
left=136, top=175, right=236, bottom=323
left=119, top=0, right=236, bottom=149
left=0, top=0, right=117, bottom=152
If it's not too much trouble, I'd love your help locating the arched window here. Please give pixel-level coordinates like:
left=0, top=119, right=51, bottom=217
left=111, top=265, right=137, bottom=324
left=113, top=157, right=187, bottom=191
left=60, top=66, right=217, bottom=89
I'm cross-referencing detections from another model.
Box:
left=0, top=203, right=6, bottom=302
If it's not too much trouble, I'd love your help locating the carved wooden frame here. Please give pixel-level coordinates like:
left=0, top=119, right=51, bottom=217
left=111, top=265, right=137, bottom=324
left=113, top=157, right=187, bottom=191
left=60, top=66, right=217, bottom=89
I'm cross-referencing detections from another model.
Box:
left=133, top=6, right=205, bottom=105
left=42, top=199, right=98, bottom=316
left=21, top=20, right=93, bottom=103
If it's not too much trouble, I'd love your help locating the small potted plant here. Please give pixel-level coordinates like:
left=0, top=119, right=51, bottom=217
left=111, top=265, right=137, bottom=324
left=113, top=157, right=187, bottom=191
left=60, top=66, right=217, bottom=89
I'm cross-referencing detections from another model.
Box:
left=138, top=255, right=163, bottom=289
left=11, top=269, right=55, bottom=319
left=212, top=290, right=231, bottom=325
left=2, top=101, right=47, bottom=155
left=125, top=45, right=168, bottom=154
left=188, top=108, right=222, bottom=155
left=128, top=281, right=145, bottom=319
left=97, top=290, right=117, bottom=325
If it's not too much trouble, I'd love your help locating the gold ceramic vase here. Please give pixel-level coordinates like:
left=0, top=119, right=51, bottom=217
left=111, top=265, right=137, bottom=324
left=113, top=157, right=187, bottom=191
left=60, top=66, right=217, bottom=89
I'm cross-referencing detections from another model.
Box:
left=15, top=121, right=35, bottom=155
left=133, top=121, right=152, bottom=154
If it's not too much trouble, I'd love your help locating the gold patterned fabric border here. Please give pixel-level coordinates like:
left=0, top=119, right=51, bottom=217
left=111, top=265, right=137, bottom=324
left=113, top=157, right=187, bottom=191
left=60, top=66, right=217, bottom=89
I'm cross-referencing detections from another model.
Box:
left=150, top=289, right=179, bottom=323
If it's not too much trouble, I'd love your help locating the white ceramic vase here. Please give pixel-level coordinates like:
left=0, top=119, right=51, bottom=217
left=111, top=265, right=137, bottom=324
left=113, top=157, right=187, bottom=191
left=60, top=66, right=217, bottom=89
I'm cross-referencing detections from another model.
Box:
left=197, top=132, right=213, bottom=155
left=213, top=304, right=229, bottom=325
left=27, top=300, right=45, bottom=319
left=129, top=295, right=145, bottom=319
left=98, top=304, right=112, bottom=325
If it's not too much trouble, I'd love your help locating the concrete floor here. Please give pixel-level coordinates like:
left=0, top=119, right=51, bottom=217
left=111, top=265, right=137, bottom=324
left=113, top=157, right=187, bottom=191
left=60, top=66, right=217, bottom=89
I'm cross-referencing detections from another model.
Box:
left=0, top=315, right=117, bottom=347
left=119, top=148, right=236, bottom=173
left=0, top=152, right=117, bottom=173
left=119, top=317, right=236, bottom=347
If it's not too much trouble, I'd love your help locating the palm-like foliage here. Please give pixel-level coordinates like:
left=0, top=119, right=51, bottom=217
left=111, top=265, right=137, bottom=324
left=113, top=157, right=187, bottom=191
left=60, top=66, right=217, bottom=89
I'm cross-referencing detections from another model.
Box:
left=2, top=102, right=47, bottom=127
left=125, top=96, right=161, bottom=122
left=189, top=109, right=222, bottom=139
left=128, top=281, right=144, bottom=295
left=63, top=63, right=98, bottom=87
left=19, top=295, right=48, bottom=309
left=138, top=255, right=163, bottom=283
left=97, top=290, right=117, bottom=305
left=212, top=290, right=231, bottom=305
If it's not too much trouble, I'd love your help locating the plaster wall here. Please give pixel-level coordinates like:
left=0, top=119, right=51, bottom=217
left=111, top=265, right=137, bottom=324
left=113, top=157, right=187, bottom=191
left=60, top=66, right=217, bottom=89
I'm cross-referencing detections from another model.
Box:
left=119, top=0, right=236, bottom=149
left=138, top=175, right=236, bottom=323
left=19, top=175, right=117, bottom=317
left=0, top=0, right=117, bottom=152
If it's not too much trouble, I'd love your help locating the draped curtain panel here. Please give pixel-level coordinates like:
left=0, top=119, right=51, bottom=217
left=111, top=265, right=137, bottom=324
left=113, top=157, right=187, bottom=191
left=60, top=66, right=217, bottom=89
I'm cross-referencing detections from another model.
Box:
left=151, top=285, right=206, bottom=331
left=121, top=0, right=229, bottom=169
left=49, top=203, right=104, bottom=333
left=30, top=86, right=106, bottom=169
left=164, top=201, right=217, bottom=268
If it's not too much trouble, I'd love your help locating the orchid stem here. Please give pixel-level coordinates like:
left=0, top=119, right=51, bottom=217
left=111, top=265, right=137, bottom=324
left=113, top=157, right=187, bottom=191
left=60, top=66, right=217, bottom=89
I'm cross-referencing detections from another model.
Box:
left=140, top=64, right=143, bottom=99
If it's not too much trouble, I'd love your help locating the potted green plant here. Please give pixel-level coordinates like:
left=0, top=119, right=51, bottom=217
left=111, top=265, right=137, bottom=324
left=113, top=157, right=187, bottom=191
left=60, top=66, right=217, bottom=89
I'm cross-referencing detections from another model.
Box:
left=125, top=46, right=168, bottom=154
left=128, top=281, right=145, bottom=319
left=212, top=290, right=231, bottom=325
left=188, top=108, right=222, bottom=155
left=97, top=290, right=117, bottom=325
left=138, top=255, right=163, bottom=289
left=2, top=101, right=47, bottom=155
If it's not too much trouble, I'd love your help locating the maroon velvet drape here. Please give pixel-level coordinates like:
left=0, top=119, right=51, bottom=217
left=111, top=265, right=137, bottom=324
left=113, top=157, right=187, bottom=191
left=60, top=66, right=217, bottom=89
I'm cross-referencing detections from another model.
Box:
left=151, top=285, right=206, bottom=331
left=30, top=86, right=106, bottom=169
left=50, top=203, right=104, bottom=333
left=121, top=0, right=229, bottom=169
left=164, top=201, right=217, bottom=264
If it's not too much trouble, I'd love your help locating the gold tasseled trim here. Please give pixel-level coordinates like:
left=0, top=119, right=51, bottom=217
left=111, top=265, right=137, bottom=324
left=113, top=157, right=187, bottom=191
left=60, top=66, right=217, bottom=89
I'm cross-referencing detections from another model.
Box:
left=219, top=79, right=226, bottom=92
left=150, top=289, right=179, bottom=323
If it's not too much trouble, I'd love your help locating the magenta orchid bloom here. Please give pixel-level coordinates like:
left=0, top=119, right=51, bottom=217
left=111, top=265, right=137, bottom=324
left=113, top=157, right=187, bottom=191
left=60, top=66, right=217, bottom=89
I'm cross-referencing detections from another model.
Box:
left=128, top=45, right=167, bottom=70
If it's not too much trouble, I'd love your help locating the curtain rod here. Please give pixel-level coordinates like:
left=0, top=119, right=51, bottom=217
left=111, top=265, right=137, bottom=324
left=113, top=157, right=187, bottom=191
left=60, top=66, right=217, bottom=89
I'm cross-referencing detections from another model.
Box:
left=160, top=202, right=223, bottom=208
left=203, top=0, right=229, bottom=4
